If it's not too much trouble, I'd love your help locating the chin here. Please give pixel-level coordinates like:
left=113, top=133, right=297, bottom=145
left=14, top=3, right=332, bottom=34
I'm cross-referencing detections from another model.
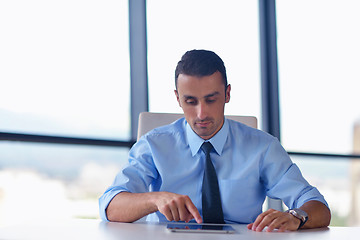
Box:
left=196, top=132, right=213, bottom=140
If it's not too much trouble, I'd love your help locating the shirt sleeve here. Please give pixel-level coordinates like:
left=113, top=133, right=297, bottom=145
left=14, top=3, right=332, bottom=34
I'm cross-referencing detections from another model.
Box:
left=260, top=137, right=329, bottom=209
left=98, top=137, right=158, bottom=221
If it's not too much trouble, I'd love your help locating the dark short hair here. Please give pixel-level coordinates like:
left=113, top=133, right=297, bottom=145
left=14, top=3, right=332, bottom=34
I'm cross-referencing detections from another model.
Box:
left=175, top=49, right=228, bottom=90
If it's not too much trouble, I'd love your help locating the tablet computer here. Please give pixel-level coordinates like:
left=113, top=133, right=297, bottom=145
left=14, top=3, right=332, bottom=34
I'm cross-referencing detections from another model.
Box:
left=166, top=223, right=235, bottom=234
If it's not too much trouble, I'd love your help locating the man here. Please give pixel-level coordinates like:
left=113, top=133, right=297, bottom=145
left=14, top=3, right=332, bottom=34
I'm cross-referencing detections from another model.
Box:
left=99, top=49, right=331, bottom=232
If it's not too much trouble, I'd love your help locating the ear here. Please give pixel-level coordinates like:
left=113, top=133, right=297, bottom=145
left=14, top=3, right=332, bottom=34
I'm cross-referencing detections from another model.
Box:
left=174, top=90, right=182, bottom=107
left=225, top=84, right=231, bottom=103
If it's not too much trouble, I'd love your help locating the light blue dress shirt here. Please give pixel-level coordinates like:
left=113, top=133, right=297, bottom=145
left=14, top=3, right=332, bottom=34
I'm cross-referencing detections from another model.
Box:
left=99, top=118, right=328, bottom=223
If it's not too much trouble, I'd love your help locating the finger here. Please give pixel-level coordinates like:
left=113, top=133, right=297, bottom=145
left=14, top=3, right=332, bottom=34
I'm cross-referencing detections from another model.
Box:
left=251, top=209, right=273, bottom=231
left=254, top=209, right=278, bottom=232
left=251, top=215, right=263, bottom=230
left=277, top=224, right=288, bottom=232
left=168, top=201, right=180, bottom=221
left=269, top=212, right=301, bottom=232
left=177, top=203, right=191, bottom=222
left=160, top=206, right=174, bottom=222
left=185, top=205, right=202, bottom=223
left=247, top=223, right=253, bottom=230
left=266, top=216, right=285, bottom=232
left=178, top=205, right=196, bottom=223
left=184, top=197, right=202, bottom=223
left=267, top=211, right=301, bottom=232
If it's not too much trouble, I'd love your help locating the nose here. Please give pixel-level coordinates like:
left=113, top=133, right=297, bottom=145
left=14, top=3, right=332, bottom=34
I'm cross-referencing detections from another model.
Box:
left=197, top=102, right=208, bottom=120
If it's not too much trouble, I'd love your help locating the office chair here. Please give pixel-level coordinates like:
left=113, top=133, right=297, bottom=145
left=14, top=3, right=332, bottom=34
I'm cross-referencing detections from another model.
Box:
left=137, top=112, right=257, bottom=140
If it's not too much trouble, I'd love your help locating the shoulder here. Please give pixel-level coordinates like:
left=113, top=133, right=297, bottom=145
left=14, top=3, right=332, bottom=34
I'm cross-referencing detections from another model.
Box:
left=226, top=118, right=286, bottom=159
left=129, top=118, right=187, bottom=158
left=141, top=117, right=187, bottom=143
left=226, top=118, right=277, bottom=143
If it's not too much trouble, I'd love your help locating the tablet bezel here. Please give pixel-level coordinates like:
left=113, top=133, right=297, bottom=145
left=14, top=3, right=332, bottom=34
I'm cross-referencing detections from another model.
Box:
left=166, top=223, right=235, bottom=234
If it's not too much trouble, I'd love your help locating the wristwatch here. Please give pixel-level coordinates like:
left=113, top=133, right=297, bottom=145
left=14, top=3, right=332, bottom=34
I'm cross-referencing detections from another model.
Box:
left=285, top=208, right=308, bottom=229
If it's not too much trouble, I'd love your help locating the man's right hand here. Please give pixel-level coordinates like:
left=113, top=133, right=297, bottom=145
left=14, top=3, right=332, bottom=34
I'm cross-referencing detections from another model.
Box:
left=106, top=191, right=202, bottom=223
left=152, top=192, right=202, bottom=223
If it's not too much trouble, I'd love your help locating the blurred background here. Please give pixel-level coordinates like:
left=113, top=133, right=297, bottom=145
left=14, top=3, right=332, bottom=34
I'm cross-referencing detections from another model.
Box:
left=0, top=0, right=359, bottom=226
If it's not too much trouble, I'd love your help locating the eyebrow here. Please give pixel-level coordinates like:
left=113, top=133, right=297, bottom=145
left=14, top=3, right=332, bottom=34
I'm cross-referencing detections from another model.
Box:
left=204, top=91, right=220, bottom=98
left=183, top=91, right=220, bottom=100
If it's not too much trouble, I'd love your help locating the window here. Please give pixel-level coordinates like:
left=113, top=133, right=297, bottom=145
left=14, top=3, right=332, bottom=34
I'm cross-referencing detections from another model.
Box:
left=0, top=0, right=130, bottom=140
left=0, top=0, right=130, bottom=223
left=0, top=142, right=128, bottom=224
left=147, top=0, right=261, bottom=122
left=277, top=0, right=360, bottom=226
left=276, top=0, right=360, bottom=154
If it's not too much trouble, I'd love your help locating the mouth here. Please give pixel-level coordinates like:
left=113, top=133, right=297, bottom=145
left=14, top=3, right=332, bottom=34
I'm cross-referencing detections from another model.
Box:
left=195, top=120, right=212, bottom=128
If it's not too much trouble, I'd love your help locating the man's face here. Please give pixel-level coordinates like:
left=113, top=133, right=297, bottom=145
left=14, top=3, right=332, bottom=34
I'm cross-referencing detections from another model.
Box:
left=175, top=71, right=231, bottom=140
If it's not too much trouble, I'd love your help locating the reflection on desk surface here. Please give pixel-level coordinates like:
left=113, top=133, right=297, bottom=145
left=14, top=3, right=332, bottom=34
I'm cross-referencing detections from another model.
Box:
left=0, top=219, right=360, bottom=240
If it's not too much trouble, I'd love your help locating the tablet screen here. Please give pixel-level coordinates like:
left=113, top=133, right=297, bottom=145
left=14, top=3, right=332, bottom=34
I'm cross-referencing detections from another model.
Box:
left=166, top=223, right=235, bottom=234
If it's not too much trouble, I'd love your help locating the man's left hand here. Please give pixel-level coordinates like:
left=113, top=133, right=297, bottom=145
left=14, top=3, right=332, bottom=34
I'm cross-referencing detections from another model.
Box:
left=247, top=209, right=301, bottom=232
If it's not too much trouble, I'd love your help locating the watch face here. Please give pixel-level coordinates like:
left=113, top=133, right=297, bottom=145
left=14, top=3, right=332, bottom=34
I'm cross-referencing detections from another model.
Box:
left=296, top=209, right=308, bottom=218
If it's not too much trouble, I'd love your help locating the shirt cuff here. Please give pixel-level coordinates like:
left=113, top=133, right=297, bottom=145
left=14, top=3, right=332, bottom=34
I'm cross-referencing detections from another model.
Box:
left=98, top=190, right=124, bottom=221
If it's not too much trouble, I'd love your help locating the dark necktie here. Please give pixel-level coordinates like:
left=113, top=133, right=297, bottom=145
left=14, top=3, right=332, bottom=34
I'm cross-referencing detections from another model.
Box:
left=201, top=141, right=224, bottom=224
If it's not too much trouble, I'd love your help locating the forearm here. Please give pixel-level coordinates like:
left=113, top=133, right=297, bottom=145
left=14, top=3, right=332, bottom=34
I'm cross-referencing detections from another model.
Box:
left=300, top=200, right=331, bottom=229
left=106, top=191, right=202, bottom=223
left=106, top=191, right=158, bottom=222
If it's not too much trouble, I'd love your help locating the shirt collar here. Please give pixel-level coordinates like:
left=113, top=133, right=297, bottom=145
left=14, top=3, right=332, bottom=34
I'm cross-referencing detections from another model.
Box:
left=186, top=118, right=229, bottom=156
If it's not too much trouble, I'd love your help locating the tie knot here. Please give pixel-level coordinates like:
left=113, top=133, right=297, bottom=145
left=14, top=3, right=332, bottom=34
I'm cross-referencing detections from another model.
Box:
left=201, top=141, right=213, bottom=155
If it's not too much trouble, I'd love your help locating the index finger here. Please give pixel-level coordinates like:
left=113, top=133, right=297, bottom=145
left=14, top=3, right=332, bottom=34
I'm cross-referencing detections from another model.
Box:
left=184, top=198, right=202, bottom=223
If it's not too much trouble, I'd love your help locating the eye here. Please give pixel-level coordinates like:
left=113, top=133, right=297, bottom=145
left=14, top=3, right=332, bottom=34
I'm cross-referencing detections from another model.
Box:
left=205, top=98, right=216, bottom=104
left=185, top=98, right=197, bottom=105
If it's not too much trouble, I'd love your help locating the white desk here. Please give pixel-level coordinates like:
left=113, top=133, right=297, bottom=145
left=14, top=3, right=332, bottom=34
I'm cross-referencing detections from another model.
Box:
left=0, top=219, right=359, bottom=240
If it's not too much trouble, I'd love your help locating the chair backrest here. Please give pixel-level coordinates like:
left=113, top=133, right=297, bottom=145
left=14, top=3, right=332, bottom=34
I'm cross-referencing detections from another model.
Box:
left=137, top=112, right=257, bottom=140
